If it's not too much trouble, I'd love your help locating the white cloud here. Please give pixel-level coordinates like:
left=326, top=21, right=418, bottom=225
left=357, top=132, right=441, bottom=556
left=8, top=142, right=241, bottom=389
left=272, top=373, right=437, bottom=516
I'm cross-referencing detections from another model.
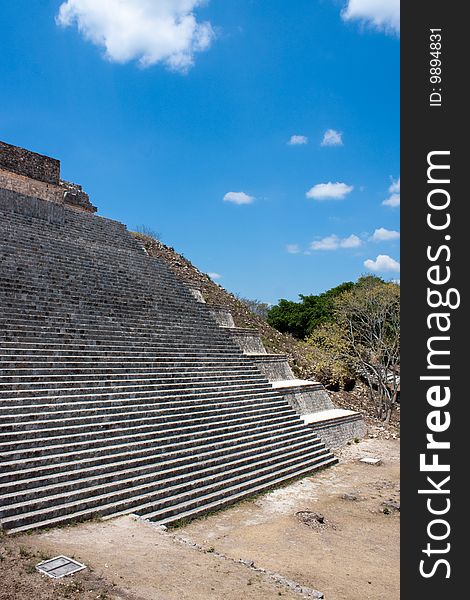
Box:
left=306, top=182, right=353, bottom=201
left=364, top=254, right=400, bottom=272
left=341, top=234, right=362, bottom=248
left=56, top=0, right=215, bottom=72
left=286, top=244, right=301, bottom=254
left=389, top=178, right=400, bottom=194
left=342, top=0, right=400, bottom=35
left=207, top=272, right=222, bottom=280
left=311, top=234, right=362, bottom=251
left=223, top=191, right=255, bottom=205
left=311, top=236, right=339, bottom=251
left=383, top=194, right=400, bottom=207
left=371, top=227, right=400, bottom=241
left=382, top=177, right=400, bottom=207
left=288, top=135, right=308, bottom=146
left=321, top=129, right=343, bottom=147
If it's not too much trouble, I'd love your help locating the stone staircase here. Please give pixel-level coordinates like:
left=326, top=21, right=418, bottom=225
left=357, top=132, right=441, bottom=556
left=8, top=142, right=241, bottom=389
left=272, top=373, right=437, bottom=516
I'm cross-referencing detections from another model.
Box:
left=209, top=311, right=365, bottom=450
left=0, top=187, right=337, bottom=534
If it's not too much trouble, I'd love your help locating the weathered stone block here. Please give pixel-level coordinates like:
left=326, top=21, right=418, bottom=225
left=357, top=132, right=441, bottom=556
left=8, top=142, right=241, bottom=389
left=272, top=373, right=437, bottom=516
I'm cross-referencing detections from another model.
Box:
left=249, top=355, right=294, bottom=381
left=227, top=328, right=267, bottom=354
left=0, top=167, right=64, bottom=205
left=60, top=180, right=97, bottom=213
left=207, top=305, right=235, bottom=328
left=0, top=140, right=60, bottom=184
left=274, top=381, right=335, bottom=414
left=0, top=188, right=65, bottom=224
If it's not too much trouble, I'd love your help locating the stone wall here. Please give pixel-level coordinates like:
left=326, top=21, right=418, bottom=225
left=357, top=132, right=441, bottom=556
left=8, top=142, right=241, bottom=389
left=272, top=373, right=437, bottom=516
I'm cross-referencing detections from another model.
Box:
left=188, top=287, right=205, bottom=303
left=0, top=140, right=96, bottom=213
left=208, top=306, right=235, bottom=328
left=0, top=167, right=64, bottom=205
left=250, top=355, right=294, bottom=381
left=281, top=384, right=335, bottom=414
left=0, top=188, right=65, bottom=224
left=0, top=141, right=60, bottom=184
left=312, top=417, right=366, bottom=450
left=227, top=329, right=267, bottom=355
left=60, top=180, right=97, bottom=213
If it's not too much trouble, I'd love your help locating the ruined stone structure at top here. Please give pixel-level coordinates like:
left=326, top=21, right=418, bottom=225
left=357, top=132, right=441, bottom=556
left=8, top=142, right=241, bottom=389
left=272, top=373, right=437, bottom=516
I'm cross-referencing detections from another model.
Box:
left=0, top=140, right=96, bottom=212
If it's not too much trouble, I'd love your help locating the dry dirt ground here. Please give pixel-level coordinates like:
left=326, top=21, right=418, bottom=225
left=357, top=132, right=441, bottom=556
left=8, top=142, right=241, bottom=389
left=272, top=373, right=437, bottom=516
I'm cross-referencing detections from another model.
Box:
left=0, top=436, right=399, bottom=600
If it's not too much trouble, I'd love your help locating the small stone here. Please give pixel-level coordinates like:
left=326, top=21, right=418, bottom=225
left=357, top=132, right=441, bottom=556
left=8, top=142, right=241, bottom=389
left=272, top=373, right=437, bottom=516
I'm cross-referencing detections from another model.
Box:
left=359, top=457, right=382, bottom=466
left=383, top=501, right=400, bottom=511
left=341, top=493, right=358, bottom=501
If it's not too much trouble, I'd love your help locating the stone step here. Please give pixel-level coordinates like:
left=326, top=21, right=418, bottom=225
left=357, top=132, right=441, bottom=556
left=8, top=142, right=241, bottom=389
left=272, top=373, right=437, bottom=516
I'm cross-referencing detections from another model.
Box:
left=0, top=347, right=245, bottom=360
left=0, top=366, right=260, bottom=384
left=0, top=293, right=195, bottom=317
left=0, top=372, right=266, bottom=391
left=0, top=384, right=280, bottom=414
left=0, top=255, right=189, bottom=285
left=0, top=324, right=239, bottom=342
left=0, top=314, right=225, bottom=337
left=0, top=403, right=293, bottom=440
left=0, top=314, right=218, bottom=333
left=0, top=391, right=278, bottom=420
left=0, top=284, right=199, bottom=312
left=0, top=424, right=319, bottom=487
left=152, top=456, right=338, bottom=526
left=0, top=419, right=309, bottom=470
left=2, top=445, right=333, bottom=532
left=0, top=395, right=286, bottom=428
left=0, top=379, right=270, bottom=401
left=0, top=275, right=202, bottom=298
left=0, top=355, right=255, bottom=378
left=0, top=411, right=300, bottom=457
left=1, top=436, right=324, bottom=515
left=0, top=402, right=298, bottom=448
left=0, top=339, right=242, bottom=353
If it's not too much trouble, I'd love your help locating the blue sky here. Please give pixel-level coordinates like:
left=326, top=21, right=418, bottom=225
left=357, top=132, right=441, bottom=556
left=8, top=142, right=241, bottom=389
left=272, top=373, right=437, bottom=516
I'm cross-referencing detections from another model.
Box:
left=0, top=1, right=399, bottom=304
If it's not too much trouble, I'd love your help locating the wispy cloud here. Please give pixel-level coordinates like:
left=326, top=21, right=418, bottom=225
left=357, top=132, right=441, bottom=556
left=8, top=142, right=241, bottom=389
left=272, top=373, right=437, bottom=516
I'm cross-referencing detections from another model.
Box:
left=56, top=0, right=215, bottom=72
left=207, top=272, right=222, bottom=280
left=286, top=244, right=301, bottom=254
left=371, top=227, right=400, bottom=242
left=382, top=177, right=400, bottom=207
left=223, top=191, right=255, bottom=205
left=288, top=135, right=308, bottom=146
left=364, top=254, right=400, bottom=272
left=306, top=182, right=353, bottom=201
left=311, top=234, right=362, bottom=251
left=341, top=0, right=400, bottom=36
left=321, top=129, right=343, bottom=147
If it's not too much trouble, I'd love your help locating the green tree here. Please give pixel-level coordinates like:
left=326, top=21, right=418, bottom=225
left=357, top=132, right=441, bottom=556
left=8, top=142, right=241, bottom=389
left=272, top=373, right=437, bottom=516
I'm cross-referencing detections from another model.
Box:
left=267, top=281, right=356, bottom=339
left=266, top=298, right=310, bottom=338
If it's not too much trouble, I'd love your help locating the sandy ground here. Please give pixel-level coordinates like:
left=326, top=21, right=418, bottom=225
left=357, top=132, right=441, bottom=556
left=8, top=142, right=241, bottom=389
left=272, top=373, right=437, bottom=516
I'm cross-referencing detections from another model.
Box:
left=179, top=437, right=400, bottom=600
left=0, top=437, right=399, bottom=600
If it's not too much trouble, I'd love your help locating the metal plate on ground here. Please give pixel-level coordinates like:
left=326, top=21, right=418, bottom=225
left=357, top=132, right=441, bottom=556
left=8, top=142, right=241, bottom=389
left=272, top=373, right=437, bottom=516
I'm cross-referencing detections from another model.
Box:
left=36, top=555, right=86, bottom=579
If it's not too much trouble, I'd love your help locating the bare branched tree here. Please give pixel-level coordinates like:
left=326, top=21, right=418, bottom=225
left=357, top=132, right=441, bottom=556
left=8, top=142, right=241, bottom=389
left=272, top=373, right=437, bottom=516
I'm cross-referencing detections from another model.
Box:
left=335, top=277, right=400, bottom=422
left=135, top=225, right=161, bottom=240
left=238, top=297, right=271, bottom=321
